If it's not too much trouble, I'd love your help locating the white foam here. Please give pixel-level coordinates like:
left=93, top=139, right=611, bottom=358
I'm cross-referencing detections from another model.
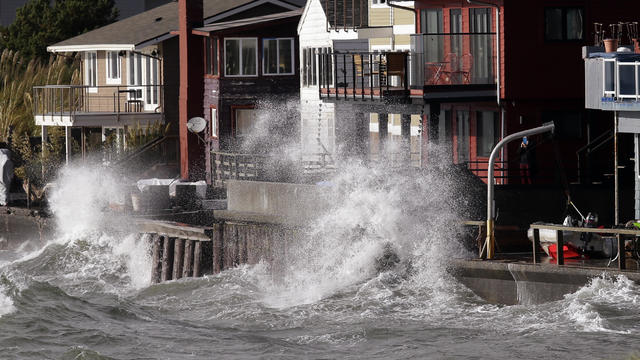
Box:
left=0, top=284, right=15, bottom=318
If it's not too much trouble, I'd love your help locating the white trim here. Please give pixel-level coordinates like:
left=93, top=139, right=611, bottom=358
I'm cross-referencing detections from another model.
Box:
left=392, top=24, right=415, bottom=35
left=105, top=51, right=122, bottom=85
left=263, top=38, right=295, bottom=76
left=84, top=51, right=98, bottom=93
left=224, top=37, right=259, bottom=77
left=206, top=0, right=298, bottom=24
left=48, top=44, right=135, bottom=53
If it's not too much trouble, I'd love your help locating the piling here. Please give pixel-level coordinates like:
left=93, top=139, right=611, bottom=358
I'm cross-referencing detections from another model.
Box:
left=161, top=236, right=175, bottom=282
left=183, top=240, right=194, bottom=277
left=193, top=241, right=202, bottom=277
left=173, top=238, right=185, bottom=280
left=150, top=234, right=162, bottom=284
left=213, top=223, right=223, bottom=273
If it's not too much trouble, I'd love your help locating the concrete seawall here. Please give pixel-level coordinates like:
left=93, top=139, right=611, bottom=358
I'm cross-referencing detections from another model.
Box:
left=0, top=207, right=52, bottom=250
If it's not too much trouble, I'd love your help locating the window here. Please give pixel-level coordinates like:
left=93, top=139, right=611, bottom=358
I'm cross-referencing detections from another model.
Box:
left=210, top=107, right=218, bottom=138
left=371, top=0, right=386, bottom=7
left=421, top=9, right=443, bottom=63
left=545, top=7, right=583, bottom=41
left=476, top=111, right=499, bottom=157
left=456, top=110, right=469, bottom=163
left=302, top=48, right=318, bottom=86
left=264, top=38, right=294, bottom=75
left=128, top=52, right=143, bottom=85
left=85, top=52, right=97, bottom=92
left=225, top=38, right=257, bottom=77
left=106, top=51, right=121, bottom=84
left=318, top=47, right=333, bottom=87
left=235, top=108, right=257, bottom=137
left=205, top=37, right=219, bottom=76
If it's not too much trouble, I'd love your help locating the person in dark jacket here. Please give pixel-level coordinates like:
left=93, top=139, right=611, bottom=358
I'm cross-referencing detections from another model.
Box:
left=519, top=137, right=532, bottom=184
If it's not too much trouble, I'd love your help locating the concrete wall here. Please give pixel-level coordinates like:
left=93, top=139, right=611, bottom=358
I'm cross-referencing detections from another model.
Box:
left=226, top=180, right=333, bottom=224
left=453, top=259, right=640, bottom=305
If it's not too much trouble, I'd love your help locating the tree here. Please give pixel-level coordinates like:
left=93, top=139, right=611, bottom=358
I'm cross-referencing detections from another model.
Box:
left=0, top=0, right=119, bottom=61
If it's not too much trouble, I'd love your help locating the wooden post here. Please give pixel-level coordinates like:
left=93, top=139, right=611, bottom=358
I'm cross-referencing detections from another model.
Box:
left=161, top=236, right=174, bottom=282
left=618, top=234, right=626, bottom=270
left=533, top=228, right=540, bottom=264
left=193, top=241, right=202, bottom=277
left=556, top=230, right=564, bottom=266
left=183, top=239, right=194, bottom=277
left=173, top=238, right=185, bottom=280
left=150, top=234, right=161, bottom=284
left=213, top=223, right=223, bottom=273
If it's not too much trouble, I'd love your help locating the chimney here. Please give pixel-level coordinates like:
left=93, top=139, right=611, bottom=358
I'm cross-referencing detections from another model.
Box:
left=178, top=0, right=204, bottom=181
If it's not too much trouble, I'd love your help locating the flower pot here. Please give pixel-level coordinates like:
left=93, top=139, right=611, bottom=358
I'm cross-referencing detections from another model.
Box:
left=634, top=38, right=640, bottom=54
left=604, top=38, right=619, bottom=53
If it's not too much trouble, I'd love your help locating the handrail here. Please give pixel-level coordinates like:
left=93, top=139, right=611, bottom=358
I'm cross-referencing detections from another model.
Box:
left=113, top=135, right=177, bottom=167
left=530, top=223, right=640, bottom=270
left=576, top=129, right=614, bottom=183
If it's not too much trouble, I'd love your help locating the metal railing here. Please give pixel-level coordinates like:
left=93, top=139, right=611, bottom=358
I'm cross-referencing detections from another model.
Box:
left=466, top=160, right=578, bottom=184
left=318, top=51, right=410, bottom=100
left=409, top=33, right=497, bottom=87
left=33, top=84, right=164, bottom=117
left=211, top=151, right=336, bottom=187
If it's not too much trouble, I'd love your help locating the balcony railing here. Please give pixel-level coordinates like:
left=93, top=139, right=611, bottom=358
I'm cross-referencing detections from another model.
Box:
left=318, top=34, right=497, bottom=101
left=318, top=51, right=410, bottom=100
left=33, top=85, right=164, bottom=117
left=410, top=33, right=497, bottom=87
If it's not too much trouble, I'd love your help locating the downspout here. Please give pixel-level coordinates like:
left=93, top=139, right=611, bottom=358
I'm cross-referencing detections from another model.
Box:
left=387, top=0, right=417, bottom=34
left=466, top=0, right=500, bottom=106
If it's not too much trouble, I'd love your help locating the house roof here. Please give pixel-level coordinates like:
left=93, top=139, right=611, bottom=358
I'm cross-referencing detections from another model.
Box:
left=193, top=9, right=302, bottom=34
left=47, top=0, right=304, bottom=52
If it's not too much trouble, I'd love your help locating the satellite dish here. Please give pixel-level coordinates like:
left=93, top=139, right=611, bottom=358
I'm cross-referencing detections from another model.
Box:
left=187, top=117, right=206, bottom=133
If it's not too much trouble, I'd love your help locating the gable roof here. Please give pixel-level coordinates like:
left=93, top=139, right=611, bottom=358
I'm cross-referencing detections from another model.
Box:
left=48, top=0, right=304, bottom=52
left=194, top=9, right=302, bottom=35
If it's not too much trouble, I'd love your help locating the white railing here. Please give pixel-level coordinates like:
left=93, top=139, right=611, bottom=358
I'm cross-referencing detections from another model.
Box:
left=603, top=58, right=640, bottom=101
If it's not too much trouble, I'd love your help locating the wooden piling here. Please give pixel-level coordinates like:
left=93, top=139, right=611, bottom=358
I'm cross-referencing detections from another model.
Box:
left=618, top=234, right=626, bottom=270
left=213, top=223, right=223, bottom=273
left=183, top=240, right=194, bottom=277
left=193, top=241, right=202, bottom=277
left=161, top=236, right=175, bottom=282
left=150, top=234, right=162, bottom=284
left=173, top=238, right=185, bottom=280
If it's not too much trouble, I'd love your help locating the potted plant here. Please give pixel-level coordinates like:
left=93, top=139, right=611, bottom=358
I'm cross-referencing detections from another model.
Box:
left=604, top=24, right=620, bottom=53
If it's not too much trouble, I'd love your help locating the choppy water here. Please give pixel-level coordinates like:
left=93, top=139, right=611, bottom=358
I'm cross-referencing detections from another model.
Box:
left=2, top=165, right=640, bottom=359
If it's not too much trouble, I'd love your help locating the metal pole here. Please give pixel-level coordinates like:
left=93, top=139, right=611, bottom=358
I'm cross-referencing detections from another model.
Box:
left=486, top=122, right=555, bottom=259
left=615, top=110, right=619, bottom=225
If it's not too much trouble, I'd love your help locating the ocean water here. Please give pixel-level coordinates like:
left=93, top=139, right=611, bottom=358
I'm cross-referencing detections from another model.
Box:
left=1, top=164, right=640, bottom=359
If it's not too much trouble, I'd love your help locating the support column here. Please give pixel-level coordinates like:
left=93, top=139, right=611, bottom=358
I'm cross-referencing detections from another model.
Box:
left=193, top=241, right=202, bottom=277
left=41, top=126, right=47, bottom=179
left=183, top=239, right=194, bottom=277
left=212, top=223, right=223, bottom=273
left=150, top=234, right=161, bottom=284
left=355, top=112, right=369, bottom=162
left=401, top=114, right=411, bottom=165
left=161, top=236, right=174, bottom=282
left=64, top=126, right=71, bottom=164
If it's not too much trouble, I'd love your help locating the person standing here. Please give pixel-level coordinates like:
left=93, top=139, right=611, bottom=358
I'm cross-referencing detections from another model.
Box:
left=519, top=136, right=532, bottom=184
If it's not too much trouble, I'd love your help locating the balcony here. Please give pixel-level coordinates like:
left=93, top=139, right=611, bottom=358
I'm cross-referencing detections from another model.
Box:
left=318, top=33, right=497, bottom=103
left=33, top=85, right=164, bottom=127
left=585, top=51, right=640, bottom=111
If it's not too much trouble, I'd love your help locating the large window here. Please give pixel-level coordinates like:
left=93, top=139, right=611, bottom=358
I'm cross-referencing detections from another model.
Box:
left=456, top=110, right=469, bottom=163
left=235, top=108, right=257, bottom=137
left=225, top=38, right=257, bottom=77
left=106, top=51, right=121, bottom=84
left=476, top=111, right=499, bottom=157
left=264, top=38, right=294, bottom=75
left=85, top=52, right=97, bottom=92
left=545, top=8, right=583, bottom=41
left=205, top=37, right=219, bottom=76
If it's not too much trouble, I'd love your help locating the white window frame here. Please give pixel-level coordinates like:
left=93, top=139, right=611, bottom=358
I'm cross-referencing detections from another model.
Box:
left=211, top=107, right=218, bottom=138
left=106, top=51, right=121, bottom=84
left=603, top=58, right=617, bottom=98
left=263, top=38, right=295, bottom=76
left=84, top=51, right=98, bottom=93
left=224, top=37, right=258, bottom=77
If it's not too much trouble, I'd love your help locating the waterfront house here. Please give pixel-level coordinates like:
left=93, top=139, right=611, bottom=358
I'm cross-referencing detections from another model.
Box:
left=34, top=0, right=304, bottom=178
left=308, top=0, right=640, bottom=185
left=190, top=10, right=303, bottom=184
left=298, top=0, right=421, bottom=164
